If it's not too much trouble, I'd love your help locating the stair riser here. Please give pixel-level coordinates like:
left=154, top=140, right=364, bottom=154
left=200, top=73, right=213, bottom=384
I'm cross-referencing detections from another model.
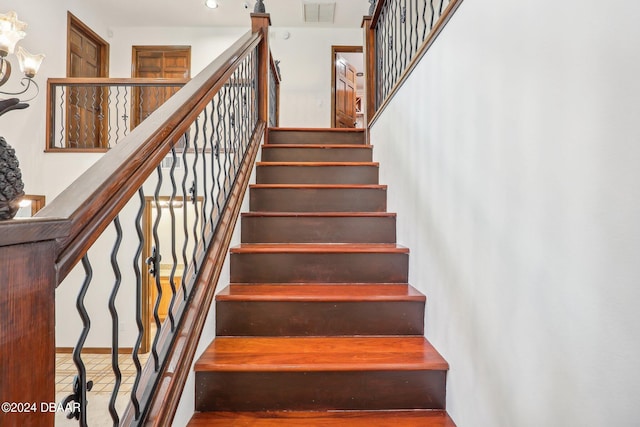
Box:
left=250, top=188, right=387, bottom=212
left=216, top=301, right=424, bottom=336
left=256, top=165, right=379, bottom=185
left=262, top=147, right=373, bottom=162
left=230, top=252, right=408, bottom=283
left=195, top=370, right=446, bottom=411
left=268, top=130, right=365, bottom=145
left=241, top=215, right=396, bottom=243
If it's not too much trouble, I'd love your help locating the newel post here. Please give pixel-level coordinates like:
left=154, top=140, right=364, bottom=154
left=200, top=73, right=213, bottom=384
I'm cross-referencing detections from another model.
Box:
left=362, top=14, right=377, bottom=127
left=251, top=9, right=271, bottom=126
left=0, top=219, right=70, bottom=427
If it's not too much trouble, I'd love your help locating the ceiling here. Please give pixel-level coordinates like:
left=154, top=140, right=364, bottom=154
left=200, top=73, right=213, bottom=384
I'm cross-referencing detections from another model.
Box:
left=89, top=0, right=371, bottom=28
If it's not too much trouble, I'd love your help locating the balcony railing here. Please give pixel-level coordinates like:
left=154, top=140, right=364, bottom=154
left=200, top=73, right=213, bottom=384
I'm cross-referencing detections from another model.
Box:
left=46, top=78, right=188, bottom=151
left=365, top=0, right=464, bottom=121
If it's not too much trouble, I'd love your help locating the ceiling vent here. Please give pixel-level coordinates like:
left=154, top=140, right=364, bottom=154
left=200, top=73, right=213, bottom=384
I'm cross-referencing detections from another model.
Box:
left=302, top=2, right=336, bottom=24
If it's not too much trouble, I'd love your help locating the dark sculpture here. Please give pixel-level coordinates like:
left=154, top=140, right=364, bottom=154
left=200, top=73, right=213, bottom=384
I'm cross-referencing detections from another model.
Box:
left=369, top=0, right=377, bottom=15
left=0, top=98, right=28, bottom=220
left=254, top=0, right=266, bottom=13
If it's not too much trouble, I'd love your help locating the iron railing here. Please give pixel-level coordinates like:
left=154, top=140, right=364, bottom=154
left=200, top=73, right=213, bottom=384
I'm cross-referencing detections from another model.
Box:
left=268, top=53, right=281, bottom=127
left=46, top=78, right=188, bottom=150
left=371, top=0, right=459, bottom=110
left=41, top=31, right=263, bottom=426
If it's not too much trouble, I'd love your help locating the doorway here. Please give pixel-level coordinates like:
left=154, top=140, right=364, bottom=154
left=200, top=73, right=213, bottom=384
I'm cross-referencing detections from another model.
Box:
left=141, top=196, right=201, bottom=353
left=66, top=12, right=109, bottom=148
left=331, top=45, right=364, bottom=128
left=131, top=46, right=191, bottom=128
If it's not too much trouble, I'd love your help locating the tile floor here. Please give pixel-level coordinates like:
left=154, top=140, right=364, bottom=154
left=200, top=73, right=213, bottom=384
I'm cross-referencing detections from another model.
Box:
left=55, top=352, right=150, bottom=426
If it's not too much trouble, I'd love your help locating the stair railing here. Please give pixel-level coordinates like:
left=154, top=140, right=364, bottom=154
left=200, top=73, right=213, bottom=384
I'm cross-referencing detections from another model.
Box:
left=268, top=52, right=281, bottom=127
left=364, top=0, right=464, bottom=124
left=45, top=78, right=188, bottom=151
left=0, top=13, right=272, bottom=427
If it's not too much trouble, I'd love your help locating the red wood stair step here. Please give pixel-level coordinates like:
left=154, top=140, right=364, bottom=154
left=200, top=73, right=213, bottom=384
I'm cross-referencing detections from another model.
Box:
left=256, top=162, right=380, bottom=185
left=261, top=144, right=373, bottom=162
left=215, top=284, right=426, bottom=336
left=188, top=410, right=457, bottom=426
left=230, top=244, right=409, bottom=284
left=194, top=337, right=448, bottom=412
left=195, top=336, right=448, bottom=372
left=267, top=128, right=366, bottom=145
left=250, top=184, right=387, bottom=212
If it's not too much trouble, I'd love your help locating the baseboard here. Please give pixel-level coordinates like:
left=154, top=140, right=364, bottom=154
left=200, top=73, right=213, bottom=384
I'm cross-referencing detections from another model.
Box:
left=56, top=347, right=137, bottom=354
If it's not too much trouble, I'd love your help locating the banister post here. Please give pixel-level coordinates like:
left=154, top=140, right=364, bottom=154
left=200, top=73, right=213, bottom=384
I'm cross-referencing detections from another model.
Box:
left=251, top=11, right=271, bottom=126
left=0, top=219, right=70, bottom=427
left=362, top=15, right=376, bottom=128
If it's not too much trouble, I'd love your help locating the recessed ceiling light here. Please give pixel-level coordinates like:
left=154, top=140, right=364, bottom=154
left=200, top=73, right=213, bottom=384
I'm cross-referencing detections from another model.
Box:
left=205, top=0, right=219, bottom=9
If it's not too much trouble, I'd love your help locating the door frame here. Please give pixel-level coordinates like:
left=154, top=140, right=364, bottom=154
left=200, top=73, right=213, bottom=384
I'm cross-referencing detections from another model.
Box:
left=330, top=45, right=363, bottom=128
left=141, top=195, right=201, bottom=353
left=66, top=12, right=110, bottom=148
left=66, top=12, right=109, bottom=78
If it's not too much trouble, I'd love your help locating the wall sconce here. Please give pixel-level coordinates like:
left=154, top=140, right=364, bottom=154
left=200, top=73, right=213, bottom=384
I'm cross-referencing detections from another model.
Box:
left=0, top=11, right=45, bottom=104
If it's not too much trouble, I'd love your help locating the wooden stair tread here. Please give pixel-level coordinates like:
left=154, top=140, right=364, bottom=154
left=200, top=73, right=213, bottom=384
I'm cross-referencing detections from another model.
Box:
left=230, top=243, right=409, bottom=254
left=216, top=284, right=425, bottom=301
left=251, top=184, right=386, bottom=189
left=270, top=127, right=366, bottom=132
left=188, top=410, right=456, bottom=426
left=242, top=211, right=396, bottom=217
left=195, top=337, right=448, bottom=372
left=257, top=161, right=379, bottom=167
left=262, top=144, right=373, bottom=149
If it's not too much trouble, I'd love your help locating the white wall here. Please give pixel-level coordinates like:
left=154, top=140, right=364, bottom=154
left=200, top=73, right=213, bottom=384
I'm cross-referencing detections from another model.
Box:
left=1, top=0, right=110, bottom=199
left=269, top=27, right=362, bottom=127
left=370, top=1, right=640, bottom=426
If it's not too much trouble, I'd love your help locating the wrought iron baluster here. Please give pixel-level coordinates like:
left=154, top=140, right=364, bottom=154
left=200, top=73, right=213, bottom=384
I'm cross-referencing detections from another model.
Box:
left=409, top=0, right=416, bottom=62
left=180, top=130, right=191, bottom=301
left=82, top=87, right=89, bottom=148
left=64, top=255, right=94, bottom=425
left=209, top=98, right=219, bottom=226
left=58, top=85, right=65, bottom=148
left=428, top=0, right=436, bottom=37
left=190, top=119, right=202, bottom=273
left=167, top=146, right=179, bottom=331
left=149, top=165, right=164, bottom=371
left=91, top=88, right=98, bottom=149
left=122, top=87, right=129, bottom=136
left=220, top=86, right=231, bottom=198
left=400, top=0, right=407, bottom=70
left=108, top=215, right=123, bottom=426
left=115, top=86, right=122, bottom=145
left=200, top=106, right=210, bottom=244
left=131, top=187, right=145, bottom=419
left=105, top=87, right=111, bottom=149
left=214, top=92, right=224, bottom=217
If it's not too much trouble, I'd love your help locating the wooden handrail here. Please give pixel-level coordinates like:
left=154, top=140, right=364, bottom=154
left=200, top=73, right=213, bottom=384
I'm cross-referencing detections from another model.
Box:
left=47, top=77, right=191, bottom=86
left=138, top=121, right=265, bottom=426
left=37, top=30, right=262, bottom=283
left=2, top=10, right=271, bottom=426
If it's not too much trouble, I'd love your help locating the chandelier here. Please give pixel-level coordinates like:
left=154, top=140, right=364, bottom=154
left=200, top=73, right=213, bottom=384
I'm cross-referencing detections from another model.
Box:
left=0, top=11, right=45, bottom=108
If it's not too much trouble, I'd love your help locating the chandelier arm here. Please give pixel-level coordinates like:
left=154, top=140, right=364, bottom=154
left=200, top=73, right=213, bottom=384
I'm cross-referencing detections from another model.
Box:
left=0, top=77, right=39, bottom=102
left=0, top=58, right=11, bottom=87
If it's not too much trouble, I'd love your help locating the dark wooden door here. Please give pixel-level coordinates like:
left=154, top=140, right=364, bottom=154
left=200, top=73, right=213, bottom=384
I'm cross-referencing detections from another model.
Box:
left=335, top=59, right=357, bottom=128
left=67, top=14, right=109, bottom=148
left=131, top=46, right=191, bottom=128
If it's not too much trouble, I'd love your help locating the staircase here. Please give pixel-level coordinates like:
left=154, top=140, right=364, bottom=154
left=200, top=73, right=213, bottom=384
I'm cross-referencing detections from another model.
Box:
left=188, top=128, right=455, bottom=426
